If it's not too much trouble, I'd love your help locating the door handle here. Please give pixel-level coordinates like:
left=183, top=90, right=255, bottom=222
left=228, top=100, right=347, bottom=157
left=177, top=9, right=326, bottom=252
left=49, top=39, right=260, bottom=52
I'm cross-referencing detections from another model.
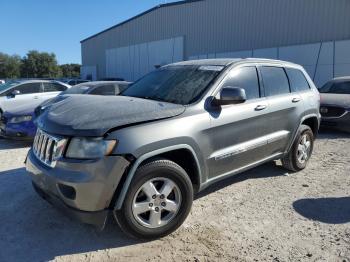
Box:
left=34, top=96, right=39, bottom=99
left=292, top=97, right=301, bottom=103
left=255, top=104, right=267, bottom=111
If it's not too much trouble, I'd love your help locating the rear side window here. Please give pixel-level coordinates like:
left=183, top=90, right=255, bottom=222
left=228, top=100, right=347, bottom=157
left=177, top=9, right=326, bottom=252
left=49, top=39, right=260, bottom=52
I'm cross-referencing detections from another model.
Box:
left=14, top=83, right=42, bottom=94
left=43, top=82, right=67, bottom=92
left=285, top=68, right=310, bottom=92
left=90, top=85, right=115, bottom=96
left=223, top=67, right=260, bottom=99
left=260, top=67, right=290, bottom=96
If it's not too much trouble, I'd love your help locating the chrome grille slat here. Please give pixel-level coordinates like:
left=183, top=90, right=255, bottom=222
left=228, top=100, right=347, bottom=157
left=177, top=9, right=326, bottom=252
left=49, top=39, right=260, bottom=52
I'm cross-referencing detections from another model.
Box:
left=32, top=129, right=65, bottom=168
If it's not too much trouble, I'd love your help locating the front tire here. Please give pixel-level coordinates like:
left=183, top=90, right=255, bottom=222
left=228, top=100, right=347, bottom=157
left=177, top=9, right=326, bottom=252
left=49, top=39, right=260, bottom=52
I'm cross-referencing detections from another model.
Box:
left=282, top=125, right=314, bottom=172
left=114, top=159, right=193, bottom=240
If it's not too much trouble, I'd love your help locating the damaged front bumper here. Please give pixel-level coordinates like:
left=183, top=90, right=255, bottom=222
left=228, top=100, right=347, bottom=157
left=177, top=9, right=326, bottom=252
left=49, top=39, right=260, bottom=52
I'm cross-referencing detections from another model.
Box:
left=26, top=149, right=130, bottom=228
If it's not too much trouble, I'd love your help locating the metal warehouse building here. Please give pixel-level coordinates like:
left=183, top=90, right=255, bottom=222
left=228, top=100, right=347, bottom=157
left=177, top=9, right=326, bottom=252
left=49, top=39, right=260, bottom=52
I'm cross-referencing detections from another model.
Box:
left=81, top=0, right=350, bottom=87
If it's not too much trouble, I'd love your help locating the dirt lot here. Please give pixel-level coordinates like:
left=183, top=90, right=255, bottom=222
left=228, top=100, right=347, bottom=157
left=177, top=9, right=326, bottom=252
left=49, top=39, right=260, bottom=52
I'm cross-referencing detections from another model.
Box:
left=0, top=130, right=349, bottom=262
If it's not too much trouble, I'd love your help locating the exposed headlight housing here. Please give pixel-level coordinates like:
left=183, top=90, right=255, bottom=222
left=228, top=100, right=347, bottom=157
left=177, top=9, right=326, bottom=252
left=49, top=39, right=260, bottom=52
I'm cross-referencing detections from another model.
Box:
left=65, top=137, right=117, bottom=159
left=9, top=115, right=32, bottom=124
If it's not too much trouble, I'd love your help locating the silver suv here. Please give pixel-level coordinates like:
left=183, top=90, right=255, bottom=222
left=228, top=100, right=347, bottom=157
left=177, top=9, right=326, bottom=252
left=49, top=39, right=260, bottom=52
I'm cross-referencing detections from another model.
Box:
left=26, top=59, right=320, bottom=239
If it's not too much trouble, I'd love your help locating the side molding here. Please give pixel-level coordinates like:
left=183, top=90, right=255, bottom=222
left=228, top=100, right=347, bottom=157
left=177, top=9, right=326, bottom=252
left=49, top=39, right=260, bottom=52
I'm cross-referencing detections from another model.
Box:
left=115, top=144, right=202, bottom=210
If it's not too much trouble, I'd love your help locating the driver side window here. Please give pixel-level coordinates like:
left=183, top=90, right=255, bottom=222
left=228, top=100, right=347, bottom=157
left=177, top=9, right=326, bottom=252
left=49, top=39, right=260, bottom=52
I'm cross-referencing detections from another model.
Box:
left=222, top=67, right=260, bottom=100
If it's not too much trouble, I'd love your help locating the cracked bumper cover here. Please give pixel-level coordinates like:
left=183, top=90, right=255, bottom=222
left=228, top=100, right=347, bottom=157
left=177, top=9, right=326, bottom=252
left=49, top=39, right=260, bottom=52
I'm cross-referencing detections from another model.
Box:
left=26, top=149, right=130, bottom=227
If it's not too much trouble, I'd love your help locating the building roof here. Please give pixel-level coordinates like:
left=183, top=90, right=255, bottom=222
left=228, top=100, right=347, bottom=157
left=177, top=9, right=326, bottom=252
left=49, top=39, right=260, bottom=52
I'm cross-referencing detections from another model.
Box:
left=80, top=0, right=204, bottom=43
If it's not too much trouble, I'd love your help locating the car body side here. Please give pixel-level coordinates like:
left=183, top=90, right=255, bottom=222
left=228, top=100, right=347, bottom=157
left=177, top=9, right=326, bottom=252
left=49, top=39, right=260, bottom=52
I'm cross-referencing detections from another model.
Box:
left=25, top=59, right=320, bottom=227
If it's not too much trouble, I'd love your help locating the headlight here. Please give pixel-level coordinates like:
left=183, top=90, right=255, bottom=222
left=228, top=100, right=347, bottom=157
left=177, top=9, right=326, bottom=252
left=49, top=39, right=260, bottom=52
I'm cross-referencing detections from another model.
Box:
left=9, top=115, right=32, bottom=124
left=66, top=137, right=117, bottom=159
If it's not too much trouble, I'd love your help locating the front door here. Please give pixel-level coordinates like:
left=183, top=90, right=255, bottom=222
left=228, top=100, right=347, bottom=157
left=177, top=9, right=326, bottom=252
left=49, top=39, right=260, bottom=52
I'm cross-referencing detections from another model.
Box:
left=207, top=66, right=270, bottom=179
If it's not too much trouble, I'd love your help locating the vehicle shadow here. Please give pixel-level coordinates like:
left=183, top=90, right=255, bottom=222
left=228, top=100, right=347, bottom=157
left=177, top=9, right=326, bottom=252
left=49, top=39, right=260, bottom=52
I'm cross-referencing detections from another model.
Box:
left=293, top=197, right=350, bottom=224
left=195, top=161, right=288, bottom=200
left=0, top=161, right=288, bottom=261
left=0, top=137, right=32, bottom=150
left=0, top=168, right=140, bottom=262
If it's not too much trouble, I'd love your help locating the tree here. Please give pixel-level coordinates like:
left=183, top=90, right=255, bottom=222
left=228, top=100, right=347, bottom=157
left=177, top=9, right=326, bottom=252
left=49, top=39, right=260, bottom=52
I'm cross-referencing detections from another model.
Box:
left=0, top=52, right=22, bottom=79
left=21, top=50, right=60, bottom=78
left=60, top=63, right=81, bottom=78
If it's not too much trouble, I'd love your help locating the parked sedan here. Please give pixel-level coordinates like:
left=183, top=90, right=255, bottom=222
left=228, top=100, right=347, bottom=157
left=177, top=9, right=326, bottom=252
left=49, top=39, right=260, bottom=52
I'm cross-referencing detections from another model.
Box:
left=319, top=77, right=350, bottom=132
left=0, top=80, right=70, bottom=139
left=35, top=81, right=131, bottom=116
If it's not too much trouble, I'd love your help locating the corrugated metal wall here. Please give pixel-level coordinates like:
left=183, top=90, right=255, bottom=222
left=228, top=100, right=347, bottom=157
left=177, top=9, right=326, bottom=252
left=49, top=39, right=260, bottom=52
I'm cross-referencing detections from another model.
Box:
left=81, top=0, right=350, bottom=80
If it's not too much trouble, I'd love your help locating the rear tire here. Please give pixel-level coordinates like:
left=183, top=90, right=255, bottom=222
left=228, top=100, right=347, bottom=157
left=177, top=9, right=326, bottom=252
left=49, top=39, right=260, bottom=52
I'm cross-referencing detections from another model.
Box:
left=114, top=159, right=193, bottom=240
left=282, top=125, right=314, bottom=172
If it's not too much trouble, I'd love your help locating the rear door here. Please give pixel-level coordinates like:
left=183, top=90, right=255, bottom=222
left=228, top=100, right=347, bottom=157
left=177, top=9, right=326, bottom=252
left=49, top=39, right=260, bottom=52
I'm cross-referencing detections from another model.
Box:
left=258, top=66, right=304, bottom=155
left=208, top=65, right=270, bottom=179
left=42, top=82, right=68, bottom=100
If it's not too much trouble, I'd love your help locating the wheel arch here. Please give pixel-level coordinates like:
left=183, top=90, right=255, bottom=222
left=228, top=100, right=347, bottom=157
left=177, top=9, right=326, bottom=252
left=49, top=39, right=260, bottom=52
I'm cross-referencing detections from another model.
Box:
left=114, top=144, right=202, bottom=210
left=287, top=114, right=320, bottom=153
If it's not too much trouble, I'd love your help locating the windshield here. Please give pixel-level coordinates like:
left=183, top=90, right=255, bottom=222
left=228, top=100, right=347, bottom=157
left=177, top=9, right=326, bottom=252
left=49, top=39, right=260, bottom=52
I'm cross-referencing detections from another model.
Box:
left=319, top=81, right=350, bottom=94
left=121, top=65, right=224, bottom=105
left=0, top=81, right=20, bottom=93
left=61, top=84, right=92, bottom=95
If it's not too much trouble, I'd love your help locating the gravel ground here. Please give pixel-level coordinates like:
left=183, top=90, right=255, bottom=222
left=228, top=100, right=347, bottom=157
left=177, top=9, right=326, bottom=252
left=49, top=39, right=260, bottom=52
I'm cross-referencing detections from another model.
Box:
left=0, top=130, right=349, bottom=262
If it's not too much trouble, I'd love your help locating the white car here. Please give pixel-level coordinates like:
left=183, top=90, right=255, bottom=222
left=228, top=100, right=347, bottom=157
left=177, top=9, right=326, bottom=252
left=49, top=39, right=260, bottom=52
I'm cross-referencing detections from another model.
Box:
left=0, top=80, right=70, bottom=121
left=0, top=80, right=70, bottom=109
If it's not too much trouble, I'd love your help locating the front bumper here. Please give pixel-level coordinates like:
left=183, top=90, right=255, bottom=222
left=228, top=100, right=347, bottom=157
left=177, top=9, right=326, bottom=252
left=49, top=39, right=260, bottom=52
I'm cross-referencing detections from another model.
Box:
left=320, top=110, right=350, bottom=133
left=0, top=120, right=36, bottom=139
left=26, top=149, right=130, bottom=227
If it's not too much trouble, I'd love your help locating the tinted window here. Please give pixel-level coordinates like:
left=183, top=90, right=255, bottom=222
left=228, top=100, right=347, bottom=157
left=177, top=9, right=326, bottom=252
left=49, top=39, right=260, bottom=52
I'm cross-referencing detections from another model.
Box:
left=68, top=80, right=76, bottom=86
left=319, top=81, right=350, bottom=94
left=90, top=85, right=115, bottom=96
left=43, top=82, right=67, bottom=92
left=223, top=67, right=260, bottom=99
left=261, top=67, right=290, bottom=96
left=285, top=68, right=310, bottom=92
left=14, top=83, right=42, bottom=94
left=122, top=65, right=223, bottom=105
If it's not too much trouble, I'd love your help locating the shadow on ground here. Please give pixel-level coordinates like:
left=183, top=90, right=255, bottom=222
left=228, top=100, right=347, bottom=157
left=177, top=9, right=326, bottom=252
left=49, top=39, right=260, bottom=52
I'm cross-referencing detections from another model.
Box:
left=0, top=168, right=140, bottom=262
left=0, top=137, right=32, bottom=150
left=293, top=197, right=350, bottom=224
left=196, top=161, right=288, bottom=200
left=0, top=160, right=290, bottom=261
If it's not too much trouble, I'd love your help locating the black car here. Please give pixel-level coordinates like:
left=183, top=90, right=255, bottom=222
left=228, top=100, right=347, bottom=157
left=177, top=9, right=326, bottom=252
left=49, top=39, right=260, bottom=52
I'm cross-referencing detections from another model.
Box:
left=319, top=77, right=350, bottom=133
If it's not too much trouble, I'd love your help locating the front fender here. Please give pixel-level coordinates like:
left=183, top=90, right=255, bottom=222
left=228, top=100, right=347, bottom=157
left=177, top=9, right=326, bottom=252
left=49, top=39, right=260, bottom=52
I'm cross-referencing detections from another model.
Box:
left=114, top=144, right=202, bottom=210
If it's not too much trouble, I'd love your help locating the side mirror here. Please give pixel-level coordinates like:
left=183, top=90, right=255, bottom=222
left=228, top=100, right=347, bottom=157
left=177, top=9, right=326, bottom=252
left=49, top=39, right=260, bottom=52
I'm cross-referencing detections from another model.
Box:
left=8, top=90, right=21, bottom=98
left=214, top=87, right=247, bottom=106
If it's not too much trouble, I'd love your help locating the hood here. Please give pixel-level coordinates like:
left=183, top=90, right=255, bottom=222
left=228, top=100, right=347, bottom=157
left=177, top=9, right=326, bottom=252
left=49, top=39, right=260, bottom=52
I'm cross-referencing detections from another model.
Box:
left=1, top=99, right=43, bottom=116
left=320, top=93, right=350, bottom=108
left=36, top=95, right=186, bottom=136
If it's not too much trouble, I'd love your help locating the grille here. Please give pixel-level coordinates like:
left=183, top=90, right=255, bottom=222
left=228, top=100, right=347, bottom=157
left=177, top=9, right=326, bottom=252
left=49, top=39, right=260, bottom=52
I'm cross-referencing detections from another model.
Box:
left=320, top=106, right=346, bottom=118
left=33, top=129, right=66, bottom=168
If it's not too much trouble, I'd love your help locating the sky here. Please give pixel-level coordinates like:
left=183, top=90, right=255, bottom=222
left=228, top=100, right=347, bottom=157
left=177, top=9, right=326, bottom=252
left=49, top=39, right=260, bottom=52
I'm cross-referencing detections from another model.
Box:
left=0, top=0, right=178, bottom=65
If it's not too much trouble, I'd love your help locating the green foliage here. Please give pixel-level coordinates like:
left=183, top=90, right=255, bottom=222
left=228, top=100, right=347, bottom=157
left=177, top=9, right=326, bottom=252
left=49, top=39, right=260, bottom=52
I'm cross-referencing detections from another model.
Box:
left=21, top=50, right=61, bottom=78
left=60, top=63, right=81, bottom=78
left=0, top=50, right=81, bottom=79
left=0, top=52, right=22, bottom=78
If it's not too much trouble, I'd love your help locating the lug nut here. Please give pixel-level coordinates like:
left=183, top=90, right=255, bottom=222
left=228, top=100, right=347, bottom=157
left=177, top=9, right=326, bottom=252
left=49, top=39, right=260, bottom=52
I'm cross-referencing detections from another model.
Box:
left=152, top=195, right=156, bottom=199
left=161, top=202, right=166, bottom=207
left=149, top=203, right=153, bottom=207
left=155, top=207, right=160, bottom=212
left=160, top=194, right=165, bottom=199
